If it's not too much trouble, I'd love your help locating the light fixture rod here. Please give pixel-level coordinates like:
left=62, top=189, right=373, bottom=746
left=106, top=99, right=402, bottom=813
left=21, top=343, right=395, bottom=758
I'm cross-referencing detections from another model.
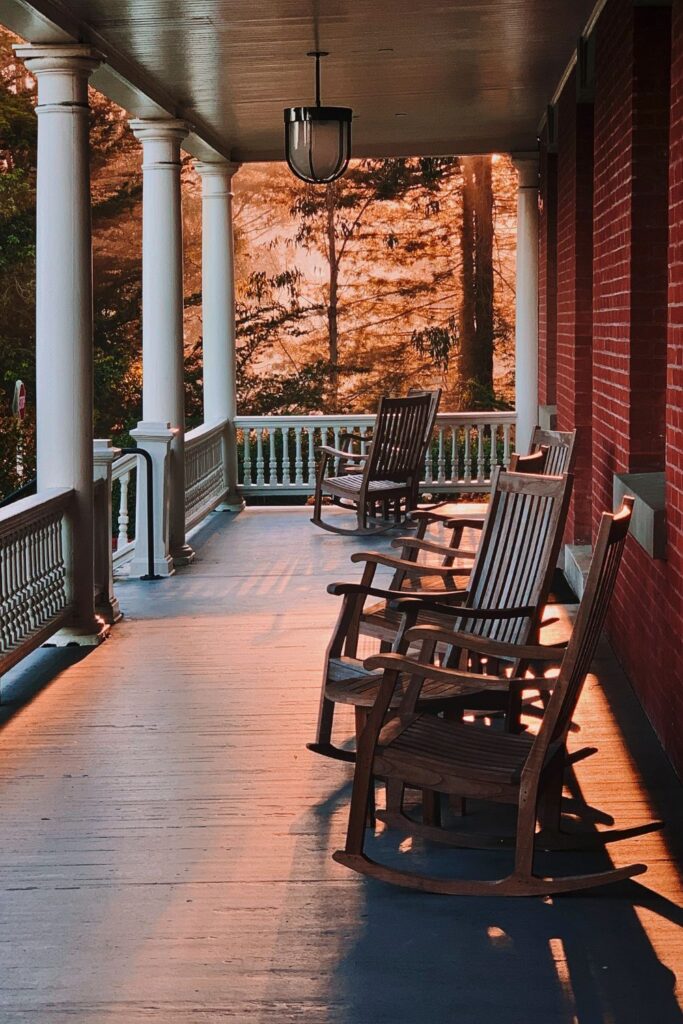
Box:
left=307, top=50, right=329, bottom=107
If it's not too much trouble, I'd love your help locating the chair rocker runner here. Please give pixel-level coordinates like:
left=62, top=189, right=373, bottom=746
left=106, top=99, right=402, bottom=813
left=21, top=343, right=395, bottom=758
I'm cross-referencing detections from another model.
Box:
left=334, top=497, right=661, bottom=896
left=311, top=392, right=438, bottom=536
left=308, top=468, right=573, bottom=762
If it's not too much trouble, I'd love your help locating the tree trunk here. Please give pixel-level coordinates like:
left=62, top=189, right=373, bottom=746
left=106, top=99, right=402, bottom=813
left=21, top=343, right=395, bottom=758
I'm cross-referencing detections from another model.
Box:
left=457, top=158, right=476, bottom=407
left=326, top=184, right=340, bottom=412
left=473, top=156, right=494, bottom=399
left=457, top=155, right=494, bottom=409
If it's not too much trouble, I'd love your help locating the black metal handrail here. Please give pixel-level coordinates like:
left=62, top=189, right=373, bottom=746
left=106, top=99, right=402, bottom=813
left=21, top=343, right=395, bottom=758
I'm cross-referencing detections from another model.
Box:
left=117, top=448, right=162, bottom=581
left=0, top=477, right=37, bottom=509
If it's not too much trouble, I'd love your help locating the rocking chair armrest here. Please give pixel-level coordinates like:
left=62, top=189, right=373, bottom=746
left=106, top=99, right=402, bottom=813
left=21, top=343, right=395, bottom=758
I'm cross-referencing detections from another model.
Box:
left=401, top=625, right=567, bottom=662
left=444, top=516, right=486, bottom=532
left=389, top=597, right=534, bottom=622
left=350, top=550, right=470, bottom=577
left=316, top=444, right=367, bottom=461
left=408, top=510, right=486, bottom=531
left=326, top=582, right=469, bottom=603
left=391, top=536, right=477, bottom=560
left=361, top=653, right=531, bottom=693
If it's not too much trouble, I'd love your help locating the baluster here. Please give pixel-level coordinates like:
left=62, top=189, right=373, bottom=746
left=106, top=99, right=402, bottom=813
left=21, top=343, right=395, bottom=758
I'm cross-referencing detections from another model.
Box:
left=268, top=427, right=277, bottom=487
left=437, top=426, right=445, bottom=484
left=503, top=422, right=511, bottom=469
left=424, top=431, right=433, bottom=486
left=477, top=423, right=486, bottom=483
left=333, top=427, right=340, bottom=453
left=282, top=427, right=291, bottom=486
left=464, top=426, right=472, bottom=484
left=242, top=428, right=250, bottom=485
left=294, top=427, right=303, bottom=486
left=0, top=538, right=10, bottom=651
left=451, top=425, right=459, bottom=484
left=27, top=523, right=40, bottom=630
left=307, top=427, right=317, bottom=485
left=256, top=429, right=265, bottom=487
left=118, top=469, right=130, bottom=548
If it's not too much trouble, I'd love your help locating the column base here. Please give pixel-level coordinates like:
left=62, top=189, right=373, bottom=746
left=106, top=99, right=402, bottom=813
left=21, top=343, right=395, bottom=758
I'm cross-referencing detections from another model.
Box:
left=128, top=553, right=175, bottom=579
left=171, top=543, right=195, bottom=566
left=45, top=620, right=111, bottom=649
left=97, top=596, right=123, bottom=625
left=216, top=493, right=246, bottom=513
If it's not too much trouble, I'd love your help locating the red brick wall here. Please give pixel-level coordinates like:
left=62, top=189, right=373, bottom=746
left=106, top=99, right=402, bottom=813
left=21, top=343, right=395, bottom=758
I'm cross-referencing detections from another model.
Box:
left=539, top=137, right=558, bottom=407
left=592, top=0, right=671, bottom=525
left=556, top=69, right=594, bottom=543
left=591, top=0, right=683, bottom=775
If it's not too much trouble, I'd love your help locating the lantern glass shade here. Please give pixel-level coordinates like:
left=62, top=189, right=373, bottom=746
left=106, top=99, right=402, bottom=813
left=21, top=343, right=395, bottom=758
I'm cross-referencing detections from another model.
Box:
left=284, top=107, right=352, bottom=184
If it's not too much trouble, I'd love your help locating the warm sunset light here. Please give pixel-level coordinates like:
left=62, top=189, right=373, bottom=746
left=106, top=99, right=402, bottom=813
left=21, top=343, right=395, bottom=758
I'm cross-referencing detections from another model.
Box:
left=0, top=2, right=681, bottom=1022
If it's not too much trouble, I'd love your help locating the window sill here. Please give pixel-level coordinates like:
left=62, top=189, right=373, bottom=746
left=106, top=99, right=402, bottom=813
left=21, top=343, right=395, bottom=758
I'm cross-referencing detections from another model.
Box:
left=613, top=472, right=666, bottom=560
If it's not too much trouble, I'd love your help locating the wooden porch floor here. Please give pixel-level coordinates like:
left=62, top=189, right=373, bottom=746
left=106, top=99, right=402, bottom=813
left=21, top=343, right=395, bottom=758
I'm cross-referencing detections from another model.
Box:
left=0, top=507, right=681, bottom=1023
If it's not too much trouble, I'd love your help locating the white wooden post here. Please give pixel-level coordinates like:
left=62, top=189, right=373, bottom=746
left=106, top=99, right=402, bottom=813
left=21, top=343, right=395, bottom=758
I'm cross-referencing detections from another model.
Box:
left=195, top=159, right=244, bottom=511
left=512, top=154, right=540, bottom=454
left=130, top=118, right=194, bottom=565
left=93, top=439, right=122, bottom=624
left=14, top=44, right=105, bottom=643
left=129, top=422, right=175, bottom=578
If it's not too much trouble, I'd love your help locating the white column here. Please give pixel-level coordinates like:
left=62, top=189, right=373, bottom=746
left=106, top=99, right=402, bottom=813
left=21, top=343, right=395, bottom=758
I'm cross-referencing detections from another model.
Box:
left=14, top=44, right=104, bottom=641
left=512, top=155, right=540, bottom=454
left=130, top=118, right=194, bottom=564
left=195, top=159, right=244, bottom=510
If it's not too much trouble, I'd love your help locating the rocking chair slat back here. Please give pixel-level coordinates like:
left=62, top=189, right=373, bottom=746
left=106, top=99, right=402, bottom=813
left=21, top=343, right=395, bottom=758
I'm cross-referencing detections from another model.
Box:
left=529, top=427, right=576, bottom=477
left=457, top=469, right=572, bottom=645
left=366, top=395, right=434, bottom=483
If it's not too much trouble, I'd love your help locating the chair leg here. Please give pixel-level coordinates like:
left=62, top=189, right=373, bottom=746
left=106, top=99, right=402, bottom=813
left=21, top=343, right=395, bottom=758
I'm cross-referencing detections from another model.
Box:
left=444, top=705, right=467, bottom=816
left=422, top=789, right=441, bottom=827
left=536, top=749, right=565, bottom=836
left=355, top=708, right=375, bottom=827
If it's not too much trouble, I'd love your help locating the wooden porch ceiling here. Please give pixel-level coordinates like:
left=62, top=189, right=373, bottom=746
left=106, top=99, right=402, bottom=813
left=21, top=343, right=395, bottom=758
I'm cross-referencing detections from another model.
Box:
left=0, top=507, right=681, bottom=1019
left=0, top=0, right=597, bottom=162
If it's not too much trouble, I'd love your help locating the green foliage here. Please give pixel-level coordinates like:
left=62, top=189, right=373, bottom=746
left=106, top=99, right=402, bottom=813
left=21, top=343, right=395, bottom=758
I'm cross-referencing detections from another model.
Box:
left=0, top=412, right=36, bottom=498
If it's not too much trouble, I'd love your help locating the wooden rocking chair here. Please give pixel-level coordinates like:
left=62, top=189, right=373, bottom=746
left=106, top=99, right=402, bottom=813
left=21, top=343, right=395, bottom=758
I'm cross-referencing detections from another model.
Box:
left=408, top=426, right=576, bottom=548
left=308, top=468, right=573, bottom=761
left=334, top=497, right=660, bottom=896
left=311, top=393, right=436, bottom=536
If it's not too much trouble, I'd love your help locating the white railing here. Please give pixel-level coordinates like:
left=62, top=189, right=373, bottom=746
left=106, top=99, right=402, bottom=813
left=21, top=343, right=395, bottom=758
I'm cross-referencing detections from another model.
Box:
left=112, top=451, right=138, bottom=570
left=234, top=412, right=516, bottom=496
left=185, top=420, right=229, bottom=531
left=0, top=488, right=73, bottom=673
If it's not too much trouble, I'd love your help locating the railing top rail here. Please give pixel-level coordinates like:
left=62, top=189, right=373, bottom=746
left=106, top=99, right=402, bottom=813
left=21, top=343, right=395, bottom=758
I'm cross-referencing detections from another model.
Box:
left=186, top=418, right=229, bottom=449
left=234, top=411, right=516, bottom=428
left=0, top=487, right=73, bottom=534
left=112, top=452, right=138, bottom=478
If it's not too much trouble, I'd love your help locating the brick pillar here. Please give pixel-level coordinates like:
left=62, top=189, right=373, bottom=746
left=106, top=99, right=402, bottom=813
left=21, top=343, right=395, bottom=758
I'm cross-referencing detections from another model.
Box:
left=538, top=133, right=558, bottom=420
left=556, top=68, right=594, bottom=544
left=592, top=0, right=671, bottom=533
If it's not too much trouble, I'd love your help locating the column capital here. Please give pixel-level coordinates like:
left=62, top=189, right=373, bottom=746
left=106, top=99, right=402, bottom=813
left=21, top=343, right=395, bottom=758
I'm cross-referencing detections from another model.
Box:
left=511, top=152, right=539, bottom=189
left=129, top=117, right=189, bottom=146
left=13, top=44, right=101, bottom=106
left=13, top=43, right=102, bottom=73
left=195, top=159, right=241, bottom=182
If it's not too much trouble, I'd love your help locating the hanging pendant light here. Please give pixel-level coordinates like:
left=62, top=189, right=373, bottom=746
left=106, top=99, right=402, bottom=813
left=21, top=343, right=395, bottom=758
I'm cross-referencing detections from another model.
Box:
left=284, top=51, right=352, bottom=185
